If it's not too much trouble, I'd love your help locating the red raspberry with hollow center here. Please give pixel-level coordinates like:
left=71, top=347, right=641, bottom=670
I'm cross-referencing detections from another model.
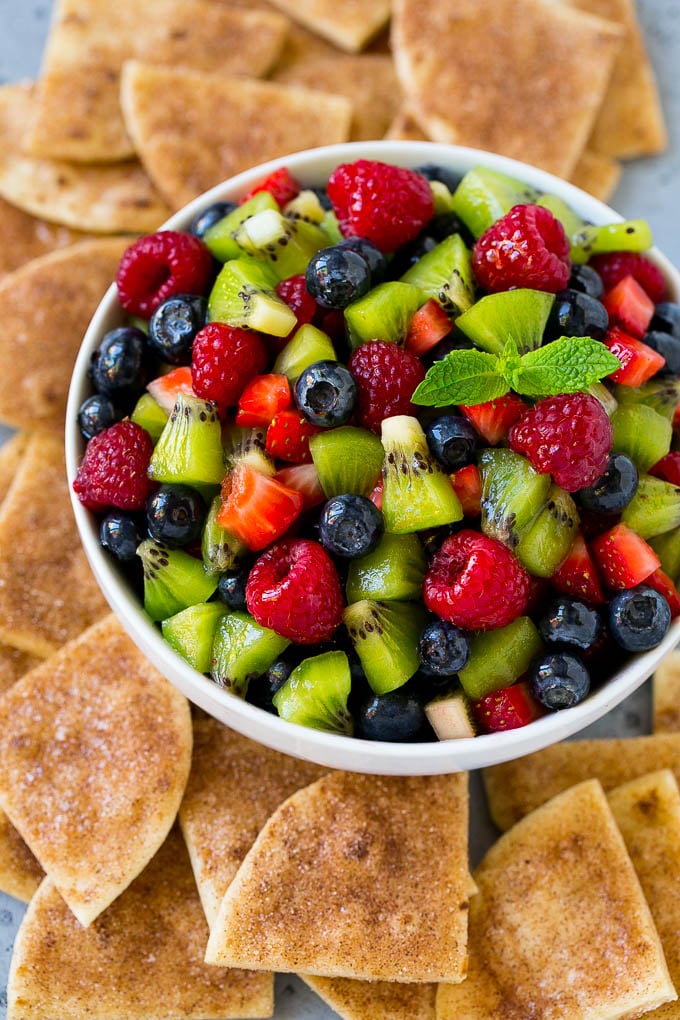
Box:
left=191, top=322, right=268, bottom=418
left=73, top=419, right=155, bottom=512
left=590, top=251, right=667, bottom=304
left=348, top=341, right=426, bottom=433
left=327, top=160, right=434, bottom=254
left=246, top=538, right=345, bottom=644
left=508, top=392, right=613, bottom=492
left=116, top=231, right=213, bottom=317
left=472, top=204, right=571, bottom=293
left=424, top=530, right=530, bottom=630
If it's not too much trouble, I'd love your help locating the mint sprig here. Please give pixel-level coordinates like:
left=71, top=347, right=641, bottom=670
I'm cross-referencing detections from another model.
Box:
left=412, top=335, right=621, bottom=407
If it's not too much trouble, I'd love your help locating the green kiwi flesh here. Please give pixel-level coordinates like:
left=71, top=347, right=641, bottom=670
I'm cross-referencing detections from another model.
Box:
left=514, top=484, right=580, bottom=578
left=161, top=601, right=227, bottom=673
left=479, top=448, right=551, bottom=549
left=203, top=191, right=278, bottom=261
left=613, top=378, right=680, bottom=423
left=148, top=393, right=225, bottom=488
left=570, top=220, right=654, bottom=263
left=309, top=425, right=383, bottom=498
left=283, top=189, right=327, bottom=225
left=231, top=208, right=329, bottom=280
left=272, top=650, right=353, bottom=735
left=344, top=281, right=424, bottom=349
left=458, top=617, right=543, bottom=700
left=456, top=288, right=554, bottom=355
left=611, top=404, right=672, bottom=472
left=130, top=392, right=168, bottom=443
left=537, top=194, right=588, bottom=263
left=211, top=610, right=290, bottom=697
left=451, top=167, right=539, bottom=238
left=345, top=532, right=427, bottom=603
left=621, top=474, right=680, bottom=539
left=208, top=258, right=297, bottom=337
left=273, top=324, right=336, bottom=383
left=650, top=530, right=680, bottom=584
left=137, top=539, right=218, bottom=622
left=343, top=598, right=427, bottom=695
left=202, top=496, right=248, bottom=574
left=401, top=234, right=474, bottom=316
left=221, top=424, right=270, bottom=472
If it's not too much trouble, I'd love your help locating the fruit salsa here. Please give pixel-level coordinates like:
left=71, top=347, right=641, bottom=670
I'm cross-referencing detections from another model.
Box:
left=73, top=158, right=680, bottom=743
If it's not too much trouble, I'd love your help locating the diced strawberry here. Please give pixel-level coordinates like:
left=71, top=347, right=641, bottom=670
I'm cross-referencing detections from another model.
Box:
left=216, top=462, right=304, bottom=551
left=646, top=567, right=680, bottom=618
left=404, top=299, right=452, bottom=356
left=471, top=681, right=543, bottom=734
left=369, top=476, right=383, bottom=511
left=602, top=275, right=655, bottom=339
left=265, top=409, right=323, bottom=464
left=590, top=522, right=661, bottom=590
left=235, top=374, right=292, bottom=429
left=450, top=464, right=482, bottom=516
left=603, top=326, right=665, bottom=386
left=461, top=394, right=527, bottom=446
left=240, top=166, right=301, bottom=207
left=551, top=532, right=606, bottom=604
left=649, top=452, right=680, bottom=487
left=274, top=463, right=325, bottom=510
left=146, top=365, right=196, bottom=413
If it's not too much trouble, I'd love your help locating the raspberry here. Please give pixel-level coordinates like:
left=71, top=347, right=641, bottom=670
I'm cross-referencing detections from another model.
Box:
left=73, top=420, right=155, bottom=512
left=116, top=231, right=213, bottom=318
left=472, top=204, right=571, bottom=293
left=590, top=252, right=667, bottom=304
left=241, top=166, right=301, bottom=207
left=348, top=341, right=426, bottom=433
left=423, top=530, right=530, bottom=630
left=275, top=274, right=318, bottom=327
left=327, top=160, right=434, bottom=254
left=245, top=538, right=344, bottom=644
left=191, top=322, right=268, bottom=418
left=508, top=392, right=613, bottom=492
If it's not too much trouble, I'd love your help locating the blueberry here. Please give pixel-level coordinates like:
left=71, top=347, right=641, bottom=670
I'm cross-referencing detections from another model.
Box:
left=609, top=585, right=671, bottom=651
left=89, top=326, right=148, bottom=406
left=414, top=163, right=462, bottom=192
left=428, top=211, right=471, bottom=244
left=294, top=360, right=357, bottom=427
left=189, top=200, right=237, bottom=238
left=319, top=494, right=384, bottom=558
left=538, top=597, right=602, bottom=651
left=337, top=236, right=387, bottom=285
left=77, top=393, right=122, bottom=439
left=247, top=657, right=294, bottom=714
left=217, top=569, right=248, bottom=610
left=100, top=512, right=143, bottom=561
left=530, top=652, right=590, bottom=710
left=148, top=294, right=207, bottom=365
left=387, top=232, right=439, bottom=277
left=306, top=246, right=372, bottom=308
left=568, top=264, right=604, bottom=300
left=355, top=689, right=428, bottom=741
left=418, top=619, right=470, bottom=675
left=651, top=301, right=680, bottom=339
left=425, top=415, right=478, bottom=471
left=575, top=453, right=638, bottom=513
left=310, top=186, right=332, bottom=211
left=544, top=289, right=609, bottom=342
left=146, top=484, right=206, bottom=547
left=641, top=330, right=680, bottom=376
left=423, top=328, right=473, bottom=366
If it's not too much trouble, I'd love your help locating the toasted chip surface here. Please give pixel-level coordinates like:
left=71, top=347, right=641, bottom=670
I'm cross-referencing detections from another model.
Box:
left=265, top=0, right=390, bottom=53
left=654, top=649, right=680, bottom=733
left=569, top=148, right=622, bottom=201
left=7, top=827, right=273, bottom=1020
left=0, top=615, right=192, bottom=926
left=120, top=61, right=352, bottom=209
left=0, top=82, right=171, bottom=232
left=0, top=238, right=128, bottom=434
left=0, top=810, right=44, bottom=905
left=25, top=0, right=290, bottom=163
left=384, top=109, right=429, bottom=141
left=303, top=975, right=436, bottom=1020
left=206, top=770, right=470, bottom=983
left=0, top=197, right=88, bottom=281
left=0, top=432, right=29, bottom=506
left=392, top=0, right=623, bottom=178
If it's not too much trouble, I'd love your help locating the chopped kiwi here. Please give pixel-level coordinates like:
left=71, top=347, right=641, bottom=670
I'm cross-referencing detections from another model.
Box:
left=587, top=382, right=618, bottom=418
left=148, top=393, right=225, bottom=489
left=221, top=424, right=270, bottom=472
left=161, top=601, right=227, bottom=673
left=283, top=189, right=327, bottom=225
left=273, top=324, right=336, bottom=383
left=202, top=496, right=248, bottom=574
left=321, top=209, right=343, bottom=244
left=458, top=617, right=543, bottom=700
left=381, top=415, right=463, bottom=533
left=571, top=219, right=654, bottom=263
left=429, top=180, right=456, bottom=216
left=211, top=610, right=290, bottom=697
left=309, top=425, right=383, bottom=498
left=451, top=166, right=539, bottom=238
left=272, top=650, right=353, bottom=735
left=137, top=539, right=218, bottom=622
left=401, top=234, right=474, bottom=317
left=613, top=377, right=680, bottom=423
left=231, top=209, right=329, bottom=280
left=345, top=532, right=427, bottom=603
left=344, top=281, right=424, bottom=349
left=425, top=690, right=477, bottom=739
left=343, top=599, right=427, bottom=695
left=515, top=484, right=580, bottom=578
left=130, top=392, right=168, bottom=442
left=456, top=289, right=554, bottom=355
left=537, top=194, right=589, bottom=262
left=203, top=191, right=279, bottom=261
left=479, top=448, right=551, bottom=549
left=611, top=404, right=672, bottom=472
left=208, top=258, right=297, bottom=337
left=650, top=530, right=680, bottom=583
left=621, top=474, right=680, bottom=539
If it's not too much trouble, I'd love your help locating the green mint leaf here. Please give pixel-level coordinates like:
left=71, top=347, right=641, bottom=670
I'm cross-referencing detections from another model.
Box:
left=497, top=336, right=523, bottom=391
left=514, top=336, right=622, bottom=398
left=412, top=349, right=509, bottom=407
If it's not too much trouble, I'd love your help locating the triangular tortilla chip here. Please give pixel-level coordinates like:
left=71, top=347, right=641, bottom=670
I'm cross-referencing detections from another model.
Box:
left=608, top=769, right=680, bottom=1019
left=654, top=650, right=680, bottom=733
left=265, top=0, right=390, bottom=53
left=7, top=827, right=273, bottom=1020
left=392, top=0, right=623, bottom=178
left=0, top=432, right=109, bottom=657
left=562, top=0, right=667, bottom=158
left=384, top=109, right=429, bottom=141
left=0, top=644, right=41, bottom=698
left=303, top=976, right=436, bottom=1020
left=0, top=809, right=44, bottom=904
left=0, top=82, right=171, bottom=232
left=483, top=733, right=680, bottom=832
left=179, top=718, right=326, bottom=929
left=206, top=770, right=471, bottom=983
left=0, top=615, right=193, bottom=926
left=437, top=779, right=675, bottom=1020
left=273, top=54, right=401, bottom=141
left=25, top=0, right=290, bottom=163
left=120, top=61, right=352, bottom=209
left=569, top=148, right=621, bottom=201
left=0, top=238, right=129, bottom=434
left=0, top=197, right=88, bottom=282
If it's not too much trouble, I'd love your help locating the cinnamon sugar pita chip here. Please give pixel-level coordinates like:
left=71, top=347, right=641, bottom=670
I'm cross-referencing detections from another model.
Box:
left=0, top=810, right=44, bottom=904
left=0, top=197, right=88, bottom=282
left=654, top=650, right=680, bottom=733
left=0, top=432, right=29, bottom=505
left=569, top=147, right=622, bottom=201
left=265, top=0, right=390, bottom=53
left=384, top=109, right=429, bottom=141
left=303, top=976, right=436, bottom=1020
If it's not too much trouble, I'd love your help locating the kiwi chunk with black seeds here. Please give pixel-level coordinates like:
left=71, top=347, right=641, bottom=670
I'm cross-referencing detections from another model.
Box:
left=272, top=650, right=353, bottom=735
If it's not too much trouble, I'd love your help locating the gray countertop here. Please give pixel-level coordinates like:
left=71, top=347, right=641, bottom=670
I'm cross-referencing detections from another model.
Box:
left=0, top=0, right=677, bottom=1016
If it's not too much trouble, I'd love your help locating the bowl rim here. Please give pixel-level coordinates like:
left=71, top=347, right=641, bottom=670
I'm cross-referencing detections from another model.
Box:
left=66, top=139, right=680, bottom=775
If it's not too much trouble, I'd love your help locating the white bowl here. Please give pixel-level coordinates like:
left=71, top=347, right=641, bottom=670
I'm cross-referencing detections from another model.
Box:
left=66, top=140, right=680, bottom=774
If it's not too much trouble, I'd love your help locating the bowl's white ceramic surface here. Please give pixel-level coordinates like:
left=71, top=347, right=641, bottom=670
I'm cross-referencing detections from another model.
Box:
left=66, top=140, right=680, bottom=774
